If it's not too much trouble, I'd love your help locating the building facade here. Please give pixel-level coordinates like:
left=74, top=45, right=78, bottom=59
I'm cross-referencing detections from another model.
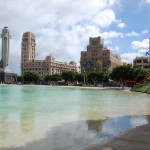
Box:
left=133, top=57, right=150, bottom=72
left=21, top=32, right=77, bottom=77
left=21, top=32, right=36, bottom=64
left=80, top=36, right=124, bottom=73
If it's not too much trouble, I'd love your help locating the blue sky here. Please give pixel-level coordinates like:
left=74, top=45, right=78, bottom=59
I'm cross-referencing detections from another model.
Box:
left=0, top=0, right=150, bottom=74
left=111, top=0, right=150, bottom=53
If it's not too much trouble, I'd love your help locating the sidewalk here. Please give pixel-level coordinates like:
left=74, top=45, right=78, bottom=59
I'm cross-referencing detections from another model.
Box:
left=86, top=124, right=150, bottom=150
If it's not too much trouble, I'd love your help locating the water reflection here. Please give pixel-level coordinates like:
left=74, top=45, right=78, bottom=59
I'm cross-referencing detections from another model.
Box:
left=0, top=97, right=36, bottom=148
left=19, top=89, right=36, bottom=134
left=0, top=113, right=9, bottom=138
left=79, top=90, right=150, bottom=120
left=20, top=109, right=35, bottom=134
left=0, top=115, right=149, bottom=150
left=86, top=120, right=104, bottom=132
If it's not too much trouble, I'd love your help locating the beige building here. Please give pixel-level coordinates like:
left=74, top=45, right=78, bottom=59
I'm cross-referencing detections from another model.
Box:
left=21, top=32, right=36, bottom=64
left=133, top=57, right=150, bottom=72
left=21, top=32, right=77, bottom=77
left=80, top=36, right=124, bottom=73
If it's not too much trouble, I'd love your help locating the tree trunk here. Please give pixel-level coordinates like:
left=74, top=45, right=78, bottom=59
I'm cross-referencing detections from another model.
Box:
left=121, top=79, right=124, bottom=90
left=94, top=79, right=96, bottom=86
left=121, top=83, right=124, bottom=90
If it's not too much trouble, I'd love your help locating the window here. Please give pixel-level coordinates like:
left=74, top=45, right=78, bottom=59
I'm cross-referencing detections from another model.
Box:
left=144, top=65, right=149, bottom=68
left=103, top=64, right=106, bottom=67
left=137, top=60, right=142, bottom=63
left=143, top=60, right=148, bottom=63
left=103, top=53, right=106, bottom=56
left=92, top=41, right=98, bottom=45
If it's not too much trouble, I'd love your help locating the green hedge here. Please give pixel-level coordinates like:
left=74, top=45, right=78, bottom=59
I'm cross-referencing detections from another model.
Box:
left=131, top=81, right=150, bottom=94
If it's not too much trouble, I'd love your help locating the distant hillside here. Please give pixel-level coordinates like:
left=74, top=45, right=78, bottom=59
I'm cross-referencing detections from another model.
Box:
left=131, top=81, right=150, bottom=94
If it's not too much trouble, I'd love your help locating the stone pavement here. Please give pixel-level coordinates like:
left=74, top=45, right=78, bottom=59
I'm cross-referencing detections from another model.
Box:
left=86, top=124, right=150, bottom=150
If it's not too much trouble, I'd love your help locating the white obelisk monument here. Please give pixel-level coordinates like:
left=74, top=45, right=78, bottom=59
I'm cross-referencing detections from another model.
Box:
left=0, top=26, right=11, bottom=72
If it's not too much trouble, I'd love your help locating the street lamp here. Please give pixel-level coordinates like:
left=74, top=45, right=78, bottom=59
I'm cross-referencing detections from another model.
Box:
left=93, top=68, right=97, bottom=86
left=83, top=67, right=86, bottom=86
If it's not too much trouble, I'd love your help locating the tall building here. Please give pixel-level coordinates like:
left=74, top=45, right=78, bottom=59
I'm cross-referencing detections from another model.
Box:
left=21, top=32, right=36, bottom=64
left=21, top=32, right=77, bottom=77
left=1, top=26, right=11, bottom=72
left=133, top=57, right=150, bottom=72
left=0, top=26, right=17, bottom=84
left=80, top=36, right=124, bottom=73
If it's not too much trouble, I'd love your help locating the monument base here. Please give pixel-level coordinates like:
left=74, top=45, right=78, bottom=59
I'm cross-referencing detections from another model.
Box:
left=3, top=66, right=11, bottom=73
left=0, top=71, right=17, bottom=84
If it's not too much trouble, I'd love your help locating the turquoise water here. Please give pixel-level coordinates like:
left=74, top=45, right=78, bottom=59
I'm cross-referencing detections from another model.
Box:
left=0, top=85, right=150, bottom=149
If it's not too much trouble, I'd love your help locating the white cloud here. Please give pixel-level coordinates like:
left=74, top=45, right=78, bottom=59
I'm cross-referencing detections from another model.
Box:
left=145, top=0, right=150, bottom=3
left=131, top=39, right=149, bottom=52
left=126, top=31, right=139, bottom=37
left=121, top=53, right=142, bottom=63
left=108, top=0, right=116, bottom=5
left=101, top=31, right=124, bottom=38
left=117, top=23, right=126, bottom=29
left=142, top=30, right=149, bottom=34
left=0, top=0, right=119, bottom=74
left=139, top=0, right=150, bottom=5
left=94, top=9, right=116, bottom=27
left=104, top=40, right=112, bottom=45
left=108, top=46, right=120, bottom=52
left=114, top=46, right=120, bottom=51
left=121, top=38, right=150, bottom=63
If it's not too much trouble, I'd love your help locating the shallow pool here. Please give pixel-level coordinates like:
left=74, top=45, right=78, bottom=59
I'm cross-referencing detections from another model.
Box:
left=0, top=85, right=150, bottom=149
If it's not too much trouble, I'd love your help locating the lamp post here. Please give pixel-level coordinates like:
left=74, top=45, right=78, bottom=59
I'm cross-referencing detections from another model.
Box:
left=94, top=68, right=97, bottom=86
left=83, top=67, right=86, bottom=86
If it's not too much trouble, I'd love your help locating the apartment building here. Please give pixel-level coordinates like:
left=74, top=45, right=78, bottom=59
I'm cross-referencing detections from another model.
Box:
left=80, top=36, right=124, bottom=73
left=133, top=57, right=150, bottom=72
